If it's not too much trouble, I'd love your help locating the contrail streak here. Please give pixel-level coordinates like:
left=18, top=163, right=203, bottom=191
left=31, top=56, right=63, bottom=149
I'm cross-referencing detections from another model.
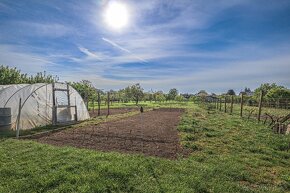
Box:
left=102, top=37, right=148, bottom=63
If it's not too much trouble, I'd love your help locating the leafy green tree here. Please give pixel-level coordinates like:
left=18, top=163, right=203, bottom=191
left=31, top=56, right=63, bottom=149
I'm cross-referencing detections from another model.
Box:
left=130, top=83, right=144, bottom=105
left=0, top=65, right=57, bottom=84
left=227, top=89, right=236, bottom=96
left=167, top=88, right=178, bottom=100
left=124, top=83, right=144, bottom=104
left=0, top=65, right=27, bottom=84
left=189, top=96, right=197, bottom=102
left=155, top=91, right=166, bottom=102
left=254, top=83, right=283, bottom=98
left=265, top=87, right=290, bottom=107
left=175, top=95, right=185, bottom=102
left=69, top=80, right=96, bottom=101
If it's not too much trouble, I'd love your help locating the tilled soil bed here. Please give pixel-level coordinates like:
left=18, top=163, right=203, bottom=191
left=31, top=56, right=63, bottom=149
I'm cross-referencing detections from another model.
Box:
left=35, top=108, right=190, bottom=159
left=89, top=107, right=139, bottom=117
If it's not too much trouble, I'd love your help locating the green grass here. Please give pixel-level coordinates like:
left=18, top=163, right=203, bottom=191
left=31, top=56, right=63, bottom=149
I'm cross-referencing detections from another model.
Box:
left=221, top=103, right=290, bottom=119
left=0, top=103, right=290, bottom=192
left=88, top=101, right=193, bottom=110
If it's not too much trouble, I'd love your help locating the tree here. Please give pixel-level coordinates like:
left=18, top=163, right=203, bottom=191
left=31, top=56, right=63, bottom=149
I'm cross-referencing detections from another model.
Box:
left=167, top=88, right=178, bottom=100
left=175, top=95, right=185, bottom=102
left=156, top=94, right=166, bottom=102
left=254, top=83, right=283, bottom=98
left=227, top=89, right=236, bottom=96
left=69, top=80, right=96, bottom=101
left=125, top=83, right=144, bottom=105
left=0, top=65, right=57, bottom=84
left=265, top=87, right=290, bottom=107
left=131, top=83, right=144, bottom=104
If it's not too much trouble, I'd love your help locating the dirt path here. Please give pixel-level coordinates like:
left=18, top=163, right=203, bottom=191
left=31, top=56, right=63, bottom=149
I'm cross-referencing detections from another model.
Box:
left=35, top=108, right=190, bottom=159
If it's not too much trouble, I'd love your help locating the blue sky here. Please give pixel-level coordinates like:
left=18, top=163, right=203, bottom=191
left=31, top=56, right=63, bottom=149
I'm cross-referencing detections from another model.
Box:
left=0, top=0, right=290, bottom=93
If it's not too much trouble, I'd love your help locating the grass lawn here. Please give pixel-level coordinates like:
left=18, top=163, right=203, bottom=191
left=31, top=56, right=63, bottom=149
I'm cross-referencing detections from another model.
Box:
left=0, top=104, right=289, bottom=192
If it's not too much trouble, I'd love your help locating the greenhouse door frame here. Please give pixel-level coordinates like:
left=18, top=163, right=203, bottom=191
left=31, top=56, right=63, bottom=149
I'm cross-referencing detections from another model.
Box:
left=52, top=83, right=77, bottom=125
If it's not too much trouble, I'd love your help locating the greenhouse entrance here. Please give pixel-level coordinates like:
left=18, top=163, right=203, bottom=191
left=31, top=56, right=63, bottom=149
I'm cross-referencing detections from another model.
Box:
left=52, top=83, right=77, bottom=125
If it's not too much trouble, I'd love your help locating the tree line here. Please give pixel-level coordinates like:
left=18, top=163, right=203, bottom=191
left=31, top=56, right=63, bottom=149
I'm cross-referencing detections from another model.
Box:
left=1, top=65, right=289, bottom=106
left=0, top=65, right=58, bottom=84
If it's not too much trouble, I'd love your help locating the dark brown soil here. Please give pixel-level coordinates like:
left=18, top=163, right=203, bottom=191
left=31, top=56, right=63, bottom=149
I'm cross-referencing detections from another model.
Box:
left=35, top=108, right=190, bottom=159
left=89, top=107, right=139, bottom=117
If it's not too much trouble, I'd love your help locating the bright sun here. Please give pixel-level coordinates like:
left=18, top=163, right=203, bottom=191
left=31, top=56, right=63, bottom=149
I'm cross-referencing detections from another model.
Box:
left=104, top=1, right=129, bottom=30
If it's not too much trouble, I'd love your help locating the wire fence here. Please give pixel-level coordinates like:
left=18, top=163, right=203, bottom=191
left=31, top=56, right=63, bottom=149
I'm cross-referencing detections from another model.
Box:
left=201, top=92, right=290, bottom=134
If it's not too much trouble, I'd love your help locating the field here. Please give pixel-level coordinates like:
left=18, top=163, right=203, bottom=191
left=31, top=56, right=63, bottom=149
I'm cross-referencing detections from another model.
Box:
left=0, top=102, right=290, bottom=192
left=35, top=108, right=189, bottom=159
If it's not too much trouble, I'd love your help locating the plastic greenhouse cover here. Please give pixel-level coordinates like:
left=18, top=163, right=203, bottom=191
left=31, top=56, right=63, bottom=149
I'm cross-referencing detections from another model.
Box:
left=0, top=83, right=90, bottom=130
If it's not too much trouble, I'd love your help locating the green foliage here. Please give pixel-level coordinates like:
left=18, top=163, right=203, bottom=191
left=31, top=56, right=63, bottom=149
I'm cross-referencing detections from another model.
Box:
left=266, top=87, right=290, bottom=100
left=124, top=83, right=144, bottom=104
left=167, top=88, right=178, bottom=100
left=0, top=65, right=57, bottom=84
left=155, top=92, right=166, bottom=102
left=69, top=80, right=97, bottom=101
left=174, top=95, right=185, bottom=102
left=227, top=89, right=236, bottom=96
left=254, top=83, right=284, bottom=98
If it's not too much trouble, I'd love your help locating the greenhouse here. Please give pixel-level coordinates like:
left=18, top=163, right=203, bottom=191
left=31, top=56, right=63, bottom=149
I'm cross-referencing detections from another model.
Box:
left=0, top=83, right=90, bottom=131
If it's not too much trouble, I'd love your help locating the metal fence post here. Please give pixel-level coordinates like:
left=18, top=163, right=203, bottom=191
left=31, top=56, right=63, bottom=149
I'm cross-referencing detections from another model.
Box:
left=16, top=98, right=21, bottom=139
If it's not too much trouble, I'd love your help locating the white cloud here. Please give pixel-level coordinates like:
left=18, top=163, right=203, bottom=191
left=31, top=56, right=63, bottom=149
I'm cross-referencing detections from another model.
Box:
left=0, top=44, right=57, bottom=73
left=78, top=46, right=105, bottom=61
left=102, top=37, right=148, bottom=63
left=1, top=21, right=71, bottom=38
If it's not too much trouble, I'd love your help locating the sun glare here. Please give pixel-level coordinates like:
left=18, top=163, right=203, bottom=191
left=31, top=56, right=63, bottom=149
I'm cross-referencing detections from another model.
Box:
left=104, top=1, right=129, bottom=30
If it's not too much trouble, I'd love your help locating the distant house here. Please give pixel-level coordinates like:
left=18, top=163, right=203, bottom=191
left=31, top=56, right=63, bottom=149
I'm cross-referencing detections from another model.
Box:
left=239, top=91, right=254, bottom=96
left=195, top=90, right=208, bottom=97
left=205, top=95, right=218, bottom=102
left=181, top=93, right=194, bottom=99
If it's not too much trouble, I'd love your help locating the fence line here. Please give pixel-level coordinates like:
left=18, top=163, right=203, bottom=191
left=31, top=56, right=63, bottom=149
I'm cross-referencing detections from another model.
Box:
left=203, top=92, right=290, bottom=126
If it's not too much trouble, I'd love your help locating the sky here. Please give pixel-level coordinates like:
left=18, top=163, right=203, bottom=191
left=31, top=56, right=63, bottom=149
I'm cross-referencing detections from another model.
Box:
left=0, top=0, right=290, bottom=94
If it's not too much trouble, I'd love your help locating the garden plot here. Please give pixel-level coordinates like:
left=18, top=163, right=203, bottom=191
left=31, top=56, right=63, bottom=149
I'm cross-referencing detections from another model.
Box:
left=89, top=107, right=139, bottom=117
left=35, top=108, right=189, bottom=159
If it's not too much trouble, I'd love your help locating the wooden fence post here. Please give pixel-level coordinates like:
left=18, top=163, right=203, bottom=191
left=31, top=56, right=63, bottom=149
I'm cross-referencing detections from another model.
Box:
left=216, top=99, right=219, bottom=109
left=219, top=98, right=222, bottom=111
left=258, top=91, right=264, bottom=122
left=240, top=93, right=244, bottom=117
left=224, top=96, right=227, bottom=113
left=107, top=92, right=110, bottom=117
left=97, top=91, right=101, bottom=116
left=230, top=95, right=234, bottom=114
